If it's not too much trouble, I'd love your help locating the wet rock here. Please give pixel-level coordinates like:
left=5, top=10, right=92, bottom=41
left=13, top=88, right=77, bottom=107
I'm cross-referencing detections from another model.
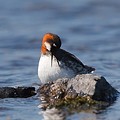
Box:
left=38, top=74, right=119, bottom=109
left=0, top=87, right=36, bottom=98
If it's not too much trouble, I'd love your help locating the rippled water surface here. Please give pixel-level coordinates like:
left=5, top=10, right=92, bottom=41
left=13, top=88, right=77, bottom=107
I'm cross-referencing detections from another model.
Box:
left=0, top=0, right=120, bottom=120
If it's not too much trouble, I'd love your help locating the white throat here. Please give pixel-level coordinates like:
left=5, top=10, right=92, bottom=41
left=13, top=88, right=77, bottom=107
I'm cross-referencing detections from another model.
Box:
left=44, top=42, right=51, bottom=51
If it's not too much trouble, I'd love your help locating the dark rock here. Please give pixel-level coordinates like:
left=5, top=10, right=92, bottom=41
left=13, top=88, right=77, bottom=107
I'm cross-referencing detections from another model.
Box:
left=0, top=87, right=36, bottom=98
left=0, top=87, right=16, bottom=98
left=38, top=74, right=119, bottom=109
left=16, top=87, right=36, bottom=98
left=92, top=76, right=118, bottom=102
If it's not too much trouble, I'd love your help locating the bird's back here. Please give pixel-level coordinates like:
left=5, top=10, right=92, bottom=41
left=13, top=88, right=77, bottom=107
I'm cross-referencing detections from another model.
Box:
left=53, top=49, right=95, bottom=74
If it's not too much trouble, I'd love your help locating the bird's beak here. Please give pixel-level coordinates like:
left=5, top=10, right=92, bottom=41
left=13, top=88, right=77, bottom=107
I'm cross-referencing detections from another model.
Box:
left=44, top=42, right=57, bottom=67
left=51, top=52, right=53, bottom=67
left=50, top=44, right=57, bottom=67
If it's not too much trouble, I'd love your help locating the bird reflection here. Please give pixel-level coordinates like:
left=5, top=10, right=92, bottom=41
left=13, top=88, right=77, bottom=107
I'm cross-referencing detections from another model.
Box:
left=39, top=106, right=65, bottom=120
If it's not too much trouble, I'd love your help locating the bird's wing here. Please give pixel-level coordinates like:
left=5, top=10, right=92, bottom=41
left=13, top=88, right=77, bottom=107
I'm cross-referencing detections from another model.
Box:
left=54, top=49, right=95, bottom=73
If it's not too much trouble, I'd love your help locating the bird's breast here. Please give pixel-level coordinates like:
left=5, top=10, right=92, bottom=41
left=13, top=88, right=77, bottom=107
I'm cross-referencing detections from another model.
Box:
left=38, top=55, right=75, bottom=83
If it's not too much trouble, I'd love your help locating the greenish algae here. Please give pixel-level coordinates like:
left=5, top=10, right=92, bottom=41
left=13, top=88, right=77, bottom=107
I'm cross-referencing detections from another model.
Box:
left=46, top=95, right=109, bottom=111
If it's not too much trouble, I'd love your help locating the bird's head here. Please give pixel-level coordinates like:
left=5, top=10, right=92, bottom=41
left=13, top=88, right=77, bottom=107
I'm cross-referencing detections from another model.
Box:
left=41, top=33, right=61, bottom=66
left=41, top=33, right=61, bottom=54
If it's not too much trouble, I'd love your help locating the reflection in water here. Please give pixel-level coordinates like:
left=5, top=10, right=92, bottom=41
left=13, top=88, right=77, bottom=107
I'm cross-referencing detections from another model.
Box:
left=39, top=107, right=65, bottom=120
left=38, top=105, right=98, bottom=120
left=67, top=112, right=97, bottom=120
left=38, top=98, right=99, bottom=120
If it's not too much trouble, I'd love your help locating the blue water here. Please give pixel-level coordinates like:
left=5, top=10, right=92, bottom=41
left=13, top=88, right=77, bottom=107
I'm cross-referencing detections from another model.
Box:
left=0, top=0, right=120, bottom=120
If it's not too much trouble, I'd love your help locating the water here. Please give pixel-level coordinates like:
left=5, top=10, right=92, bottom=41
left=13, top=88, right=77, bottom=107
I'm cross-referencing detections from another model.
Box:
left=0, top=0, right=120, bottom=119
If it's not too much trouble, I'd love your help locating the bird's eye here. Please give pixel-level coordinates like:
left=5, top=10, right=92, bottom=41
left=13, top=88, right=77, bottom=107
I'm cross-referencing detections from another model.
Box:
left=53, top=43, right=57, bottom=47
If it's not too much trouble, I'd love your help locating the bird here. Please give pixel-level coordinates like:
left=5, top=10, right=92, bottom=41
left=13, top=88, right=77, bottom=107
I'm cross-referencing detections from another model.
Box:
left=38, top=33, right=95, bottom=84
